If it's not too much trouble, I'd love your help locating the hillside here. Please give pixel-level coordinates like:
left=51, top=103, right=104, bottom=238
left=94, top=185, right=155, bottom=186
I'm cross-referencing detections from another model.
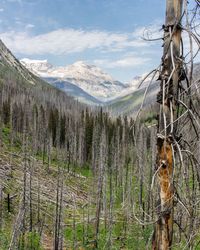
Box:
left=106, top=81, right=158, bottom=116
left=0, top=40, right=155, bottom=249
left=0, top=40, right=74, bottom=100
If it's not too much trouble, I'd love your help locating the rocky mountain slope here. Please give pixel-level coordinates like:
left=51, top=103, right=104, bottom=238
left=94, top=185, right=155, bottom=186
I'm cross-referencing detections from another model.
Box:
left=0, top=40, right=39, bottom=86
left=45, top=77, right=102, bottom=105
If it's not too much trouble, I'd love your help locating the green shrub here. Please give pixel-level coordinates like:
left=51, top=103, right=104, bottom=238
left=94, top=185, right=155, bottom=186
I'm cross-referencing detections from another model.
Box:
left=18, top=231, right=43, bottom=250
left=0, top=230, right=9, bottom=250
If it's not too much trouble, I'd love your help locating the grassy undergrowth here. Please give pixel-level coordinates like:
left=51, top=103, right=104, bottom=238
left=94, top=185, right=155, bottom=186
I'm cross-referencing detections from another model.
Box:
left=0, top=125, right=191, bottom=249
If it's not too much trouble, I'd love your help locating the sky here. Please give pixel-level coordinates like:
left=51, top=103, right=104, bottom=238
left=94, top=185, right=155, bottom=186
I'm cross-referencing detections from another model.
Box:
left=0, top=0, right=196, bottom=82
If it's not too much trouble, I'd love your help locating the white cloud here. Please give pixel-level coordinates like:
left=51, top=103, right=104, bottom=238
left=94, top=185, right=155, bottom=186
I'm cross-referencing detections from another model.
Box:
left=0, top=28, right=150, bottom=56
left=25, top=24, right=35, bottom=29
left=94, top=56, right=150, bottom=69
left=0, top=8, right=4, bottom=12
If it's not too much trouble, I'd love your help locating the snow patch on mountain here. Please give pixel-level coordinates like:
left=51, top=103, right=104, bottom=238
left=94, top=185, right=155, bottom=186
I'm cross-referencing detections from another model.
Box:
left=21, top=58, right=53, bottom=73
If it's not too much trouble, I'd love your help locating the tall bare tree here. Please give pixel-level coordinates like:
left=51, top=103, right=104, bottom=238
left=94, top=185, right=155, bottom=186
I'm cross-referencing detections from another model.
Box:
left=152, top=0, right=183, bottom=249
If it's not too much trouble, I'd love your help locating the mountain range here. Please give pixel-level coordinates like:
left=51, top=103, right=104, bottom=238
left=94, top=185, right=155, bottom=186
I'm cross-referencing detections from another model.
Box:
left=0, top=38, right=158, bottom=116
left=20, top=58, right=152, bottom=105
left=20, top=59, right=129, bottom=103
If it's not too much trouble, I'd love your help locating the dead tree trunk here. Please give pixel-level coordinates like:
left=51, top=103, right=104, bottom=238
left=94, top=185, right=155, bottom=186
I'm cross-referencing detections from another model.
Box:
left=152, top=0, right=183, bottom=249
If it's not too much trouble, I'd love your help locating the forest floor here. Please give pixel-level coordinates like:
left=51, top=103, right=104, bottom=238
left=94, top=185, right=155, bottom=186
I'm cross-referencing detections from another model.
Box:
left=0, top=127, right=192, bottom=249
left=0, top=142, right=153, bottom=249
left=0, top=129, right=94, bottom=249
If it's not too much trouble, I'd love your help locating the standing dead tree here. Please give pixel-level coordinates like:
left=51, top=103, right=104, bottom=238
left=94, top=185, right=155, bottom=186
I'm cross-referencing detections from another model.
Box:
left=152, top=0, right=183, bottom=249
left=150, top=0, right=200, bottom=249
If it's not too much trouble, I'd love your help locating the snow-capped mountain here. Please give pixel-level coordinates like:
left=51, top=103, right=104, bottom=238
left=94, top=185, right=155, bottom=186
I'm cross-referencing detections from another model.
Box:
left=20, top=59, right=127, bottom=101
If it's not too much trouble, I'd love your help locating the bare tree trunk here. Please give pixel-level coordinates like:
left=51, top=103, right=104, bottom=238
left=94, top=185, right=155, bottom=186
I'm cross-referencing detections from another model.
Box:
left=9, top=198, right=25, bottom=250
left=107, top=160, right=114, bottom=249
left=94, top=129, right=106, bottom=248
left=58, top=160, right=64, bottom=250
left=0, top=185, right=3, bottom=229
left=29, top=160, right=33, bottom=234
left=21, top=103, right=29, bottom=249
left=152, top=0, right=183, bottom=249
left=54, top=163, right=60, bottom=250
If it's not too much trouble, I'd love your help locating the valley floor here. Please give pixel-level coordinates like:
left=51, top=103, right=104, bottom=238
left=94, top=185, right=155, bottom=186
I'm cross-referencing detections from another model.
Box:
left=0, top=127, right=153, bottom=250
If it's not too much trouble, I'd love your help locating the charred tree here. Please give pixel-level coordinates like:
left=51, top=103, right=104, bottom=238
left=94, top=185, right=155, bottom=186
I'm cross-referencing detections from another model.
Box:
left=152, top=0, right=183, bottom=249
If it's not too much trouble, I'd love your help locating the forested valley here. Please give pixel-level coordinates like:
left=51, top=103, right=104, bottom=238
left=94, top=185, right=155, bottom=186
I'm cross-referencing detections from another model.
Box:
left=0, top=47, right=158, bottom=249
left=0, top=0, right=200, bottom=250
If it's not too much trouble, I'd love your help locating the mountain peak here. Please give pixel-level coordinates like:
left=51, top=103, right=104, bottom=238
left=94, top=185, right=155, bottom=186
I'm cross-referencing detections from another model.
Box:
left=68, top=60, right=103, bottom=73
left=72, top=60, right=88, bottom=66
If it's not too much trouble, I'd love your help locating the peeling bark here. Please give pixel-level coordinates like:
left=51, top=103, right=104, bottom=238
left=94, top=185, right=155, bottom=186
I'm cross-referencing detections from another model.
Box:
left=152, top=0, right=183, bottom=249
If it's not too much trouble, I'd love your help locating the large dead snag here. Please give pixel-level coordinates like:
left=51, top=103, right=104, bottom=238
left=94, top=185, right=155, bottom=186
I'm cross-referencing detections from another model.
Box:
left=153, top=136, right=174, bottom=250
left=152, top=0, right=183, bottom=249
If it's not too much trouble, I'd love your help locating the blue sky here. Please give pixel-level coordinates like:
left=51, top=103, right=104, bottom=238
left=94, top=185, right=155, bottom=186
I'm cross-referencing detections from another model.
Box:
left=0, top=0, right=181, bottom=81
